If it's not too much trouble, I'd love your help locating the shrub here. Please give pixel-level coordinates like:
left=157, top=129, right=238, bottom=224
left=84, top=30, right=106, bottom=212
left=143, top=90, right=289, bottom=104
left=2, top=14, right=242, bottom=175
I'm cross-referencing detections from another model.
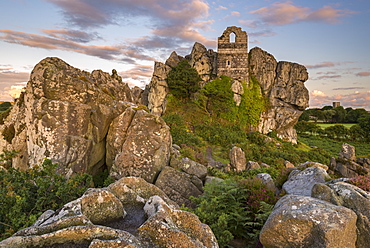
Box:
left=348, top=175, right=370, bottom=192
left=189, top=178, right=277, bottom=247
left=0, top=159, right=94, bottom=240
left=166, top=60, right=201, bottom=99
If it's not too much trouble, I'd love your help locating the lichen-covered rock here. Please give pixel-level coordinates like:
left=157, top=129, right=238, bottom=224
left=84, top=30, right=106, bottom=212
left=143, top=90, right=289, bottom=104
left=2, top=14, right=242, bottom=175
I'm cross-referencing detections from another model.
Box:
left=0, top=177, right=218, bottom=248
left=186, top=42, right=217, bottom=83
left=282, top=166, right=329, bottom=196
left=170, top=156, right=208, bottom=180
left=339, top=143, right=356, bottom=161
left=312, top=182, right=370, bottom=248
left=138, top=195, right=219, bottom=248
left=330, top=143, right=370, bottom=177
left=155, top=166, right=203, bottom=207
left=110, top=109, right=172, bottom=183
left=246, top=161, right=260, bottom=171
left=255, top=173, right=277, bottom=193
left=0, top=57, right=133, bottom=174
left=146, top=61, right=171, bottom=116
left=107, top=177, right=178, bottom=208
left=249, top=47, right=309, bottom=144
left=81, top=189, right=125, bottom=225
left=229, top=146, right=246, bottom=172
left=260, top=194, right=357, bottom=248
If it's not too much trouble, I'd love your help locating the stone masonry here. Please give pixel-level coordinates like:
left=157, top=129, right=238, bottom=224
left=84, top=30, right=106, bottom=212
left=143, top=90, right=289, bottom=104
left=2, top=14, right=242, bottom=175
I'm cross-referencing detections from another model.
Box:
left=217, top=26, right=249, bottom=82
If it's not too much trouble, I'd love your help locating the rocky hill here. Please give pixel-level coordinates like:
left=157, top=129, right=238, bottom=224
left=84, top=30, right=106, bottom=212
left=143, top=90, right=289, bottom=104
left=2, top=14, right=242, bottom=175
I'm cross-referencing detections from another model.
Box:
left=145, top=43, right=308, bottom=144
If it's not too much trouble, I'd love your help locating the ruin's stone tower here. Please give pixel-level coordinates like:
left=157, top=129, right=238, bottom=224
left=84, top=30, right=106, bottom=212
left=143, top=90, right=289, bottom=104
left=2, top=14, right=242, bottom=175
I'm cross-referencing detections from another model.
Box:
left=217, top=26, right=248, bottom=81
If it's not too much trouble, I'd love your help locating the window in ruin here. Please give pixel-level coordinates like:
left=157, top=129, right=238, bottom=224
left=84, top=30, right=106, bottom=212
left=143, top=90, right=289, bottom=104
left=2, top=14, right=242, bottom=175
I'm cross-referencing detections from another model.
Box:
left=229, top=32, right=236, bottom=43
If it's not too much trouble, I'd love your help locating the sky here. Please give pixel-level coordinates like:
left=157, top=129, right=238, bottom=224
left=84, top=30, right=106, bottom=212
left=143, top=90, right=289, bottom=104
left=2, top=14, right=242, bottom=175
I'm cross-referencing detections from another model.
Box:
left=0, top=0, right=369, bottom=110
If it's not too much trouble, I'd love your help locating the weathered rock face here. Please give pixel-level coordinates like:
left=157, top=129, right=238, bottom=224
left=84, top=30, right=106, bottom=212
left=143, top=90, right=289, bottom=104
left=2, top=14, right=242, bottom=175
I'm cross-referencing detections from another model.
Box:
left=329, top=143, right=370, bottom=177
left=109, top=109, right=172, bottom=183
left=0, top=57, right=171, bottom=179
left=282, top=166, right=329, bottom=196
left=260, top=194, right=357, bottom=248
left=186, top=42, right=217, bottom=84
left=0, top=177, right=219, bottom=248
left=312, top=182, right=370, bottom=248
left=229, top=146, right=246, bottom=172
left=249, top=47, right=309, bottom=144
left=145, top=61, right=172, bottom=116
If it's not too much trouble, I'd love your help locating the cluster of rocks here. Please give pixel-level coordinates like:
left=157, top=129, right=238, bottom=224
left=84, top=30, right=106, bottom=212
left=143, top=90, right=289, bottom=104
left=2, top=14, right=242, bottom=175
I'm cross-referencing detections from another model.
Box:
left=329, top=143, right=370, bottom=178
left=145, top=41, right=309, bottom=144
left=0, top=177, right=218, bottom=248
left=259, top=148, right=370, bottom=248
left=0, top=57, right=210, bottom=209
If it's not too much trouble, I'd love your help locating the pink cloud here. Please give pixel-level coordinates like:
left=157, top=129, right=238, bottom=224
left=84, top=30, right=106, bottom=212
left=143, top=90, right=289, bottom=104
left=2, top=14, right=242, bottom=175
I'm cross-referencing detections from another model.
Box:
left=356, top=72, right=370, bottom=77
left=310, top=90, right=370, bottom=110
left=0, top=29, right=155, bottom=63
left=249, top=1, right=356, bottom=26
left=306, top=61, right=353, bottom=69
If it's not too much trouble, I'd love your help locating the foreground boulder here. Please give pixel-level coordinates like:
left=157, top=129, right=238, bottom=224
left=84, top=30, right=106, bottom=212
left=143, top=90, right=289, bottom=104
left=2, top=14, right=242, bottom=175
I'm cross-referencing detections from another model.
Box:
left=0, top=177, right=218, bottom=248
left=312, top=181, right=370, bottom=248
left=260, top=194, right=357, bottom=248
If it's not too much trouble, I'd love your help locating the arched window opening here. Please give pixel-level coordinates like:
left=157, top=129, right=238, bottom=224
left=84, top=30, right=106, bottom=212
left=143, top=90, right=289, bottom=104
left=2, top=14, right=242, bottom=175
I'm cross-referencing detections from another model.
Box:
left=229, top=32, right=236, bottom=43
left=227, top=60, right=231, bottom=66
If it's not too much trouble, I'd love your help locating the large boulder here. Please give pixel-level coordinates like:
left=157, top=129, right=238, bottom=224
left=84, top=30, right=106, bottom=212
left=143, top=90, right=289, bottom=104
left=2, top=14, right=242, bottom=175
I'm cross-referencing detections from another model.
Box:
left=0, top=177, right=218, bottom=248
left=138, top=196, right=218, bottom=248
left=282, top=166, right=329, bottom=196
left=155, top=166, right=203, bottom=207
left=109, top=109, right=172, bottom=183
left=186, top=42, right=217, bottom=83
left=260, top=194, right=357, bottom=248
left=229, top=146, right=246, bottom=172
left=0, top=57, right=133, bottom=174
left=146, top=62, right=171, bottom=116
left=249, top=47, right=309, bottom=144
left=312, top=182, right=370, bottom=248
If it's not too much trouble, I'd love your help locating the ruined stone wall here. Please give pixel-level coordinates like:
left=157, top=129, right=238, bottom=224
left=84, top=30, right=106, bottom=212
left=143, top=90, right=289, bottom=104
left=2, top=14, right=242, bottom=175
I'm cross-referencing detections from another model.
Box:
left=217, top=26, right=249, bottom=81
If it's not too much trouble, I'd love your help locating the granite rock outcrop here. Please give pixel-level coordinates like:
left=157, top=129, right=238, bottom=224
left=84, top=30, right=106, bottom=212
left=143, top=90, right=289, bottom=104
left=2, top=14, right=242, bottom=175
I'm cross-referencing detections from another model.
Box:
left=145, top=39, right=309, bottom=143
left=0, top=57, right=172, bottom=180
left=0, top=177, right=218, bottom=248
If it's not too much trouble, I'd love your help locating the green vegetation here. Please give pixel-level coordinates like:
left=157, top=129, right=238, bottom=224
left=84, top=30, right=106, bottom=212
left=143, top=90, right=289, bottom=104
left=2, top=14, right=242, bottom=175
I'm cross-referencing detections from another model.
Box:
left=166, top=60, right=201, bottom=99
left=187, top=178, right=276, bottom=247
left=0, top=155, right=116, bottom=241
left=163, top=61, right=340, bottom=247
left=298, top=135, right=370, bottom=158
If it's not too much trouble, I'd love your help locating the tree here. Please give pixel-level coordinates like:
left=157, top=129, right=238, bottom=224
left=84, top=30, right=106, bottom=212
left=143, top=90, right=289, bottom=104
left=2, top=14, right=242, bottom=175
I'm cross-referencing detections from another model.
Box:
left=295, top=121, right=320, bottom=135
left=349, top=124, right=366, bottom=141
left=358, top=114, right=370, bottom=141
left=345, top=108, right=368, bottom=123
left=166, top=60, right=201, bottom=99
left=323, top=109, right=336, bottom=122
left=324, top=124, right=348, bottom=140
left=332, top=106, right=346, bottom=123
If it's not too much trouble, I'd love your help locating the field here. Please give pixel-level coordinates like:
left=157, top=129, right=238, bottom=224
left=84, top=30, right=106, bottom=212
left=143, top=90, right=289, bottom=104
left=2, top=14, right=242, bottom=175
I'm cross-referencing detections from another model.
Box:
left=298, top=134, right=370, bottom=158
left=316, top=123, right=356, bottom=129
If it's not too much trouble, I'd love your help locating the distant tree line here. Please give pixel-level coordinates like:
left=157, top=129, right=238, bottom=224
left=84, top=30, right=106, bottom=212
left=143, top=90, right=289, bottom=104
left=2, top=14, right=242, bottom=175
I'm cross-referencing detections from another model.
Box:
left=299, top=105, right=369, bottom=123
left=296, top=106, right=370, bottom=142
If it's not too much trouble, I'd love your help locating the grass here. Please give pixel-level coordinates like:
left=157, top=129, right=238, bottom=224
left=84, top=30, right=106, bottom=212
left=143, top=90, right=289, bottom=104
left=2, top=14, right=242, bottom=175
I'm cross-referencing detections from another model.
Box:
left=316, top=123, right=356, bottom=129
left=298, top=134, right=370, bottom=158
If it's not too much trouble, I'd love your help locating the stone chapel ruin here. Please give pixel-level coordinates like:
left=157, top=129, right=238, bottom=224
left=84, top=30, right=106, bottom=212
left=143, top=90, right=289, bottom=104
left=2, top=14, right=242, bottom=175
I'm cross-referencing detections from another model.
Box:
left=217, top=26, right=249, bottom=82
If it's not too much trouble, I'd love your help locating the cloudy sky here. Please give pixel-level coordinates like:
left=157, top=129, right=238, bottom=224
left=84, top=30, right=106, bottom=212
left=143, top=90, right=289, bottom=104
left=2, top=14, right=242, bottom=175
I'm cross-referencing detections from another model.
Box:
left=0, top=0, right=369, bottom=110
